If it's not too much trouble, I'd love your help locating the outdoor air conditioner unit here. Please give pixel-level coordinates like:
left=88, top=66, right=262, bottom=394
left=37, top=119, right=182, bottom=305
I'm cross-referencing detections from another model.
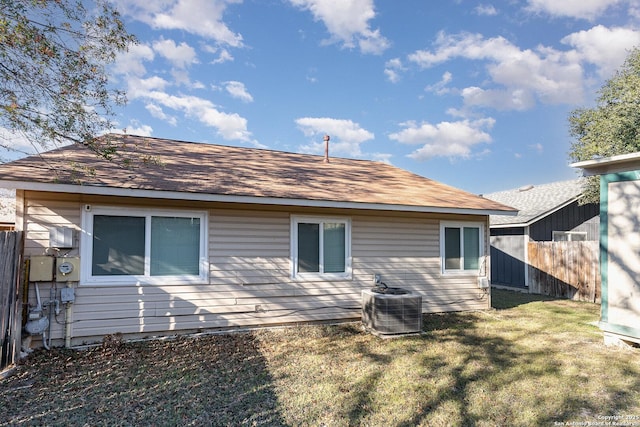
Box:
left=362, top=288, right=422, bottom=336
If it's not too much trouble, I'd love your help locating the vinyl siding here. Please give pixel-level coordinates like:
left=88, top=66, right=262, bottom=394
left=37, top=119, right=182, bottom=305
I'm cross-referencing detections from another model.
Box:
left=20, top=192, right=490, bottom=346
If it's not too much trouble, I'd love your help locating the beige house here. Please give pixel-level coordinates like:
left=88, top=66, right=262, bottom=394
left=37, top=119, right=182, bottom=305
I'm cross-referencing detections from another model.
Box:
left=0, top=134, right=515, bottom=347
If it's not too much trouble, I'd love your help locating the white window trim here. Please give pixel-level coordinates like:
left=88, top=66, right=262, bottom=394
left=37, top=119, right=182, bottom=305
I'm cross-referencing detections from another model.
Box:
left=440, top=221, right=484, bottom=275
left=290, top=215, right=352, bottom=281
left=552, top=231, right=587, bottom=242
left=80, top=206, right=208, bottom=286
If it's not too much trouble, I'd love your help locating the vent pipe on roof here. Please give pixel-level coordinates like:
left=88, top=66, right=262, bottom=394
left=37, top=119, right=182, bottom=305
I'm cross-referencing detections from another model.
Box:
left=323, top=134, right=330, bottom=163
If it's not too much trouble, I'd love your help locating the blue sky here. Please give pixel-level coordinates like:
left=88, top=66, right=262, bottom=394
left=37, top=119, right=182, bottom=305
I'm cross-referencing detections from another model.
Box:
left=13, top=0, right=640, bottom=194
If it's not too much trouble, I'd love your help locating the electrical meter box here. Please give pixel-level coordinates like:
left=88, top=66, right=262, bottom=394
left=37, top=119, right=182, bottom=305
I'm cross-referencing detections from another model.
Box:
left=50, top=226, right=74, bottom=249
left=29, top=256, right=54, bottom=281
left=56, top=257, right=80, bottom=282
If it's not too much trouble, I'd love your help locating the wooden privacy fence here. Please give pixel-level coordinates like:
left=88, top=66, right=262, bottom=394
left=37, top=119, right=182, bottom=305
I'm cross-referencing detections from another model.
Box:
left=1, top=231, right=23, bottom=371
left=528, top=241, right=600, bottom=303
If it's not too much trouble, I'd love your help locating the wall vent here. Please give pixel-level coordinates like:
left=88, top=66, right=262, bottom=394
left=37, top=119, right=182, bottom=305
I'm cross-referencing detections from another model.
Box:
left=362, top=289, right=422, bottom=336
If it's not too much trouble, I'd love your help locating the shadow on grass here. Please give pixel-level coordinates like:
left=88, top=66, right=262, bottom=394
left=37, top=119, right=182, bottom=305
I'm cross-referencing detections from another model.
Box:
left=401, top=312, right=529, bottom=426
left=0, top=333, right=286, bottom=426
left=491, top=287, right=558, bottom=309
left=4, top=302, right=637, bottom=426
left=326, top=303, right=639, bottom=426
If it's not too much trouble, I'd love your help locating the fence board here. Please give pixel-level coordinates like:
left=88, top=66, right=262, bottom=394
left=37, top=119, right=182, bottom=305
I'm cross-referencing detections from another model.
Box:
left=1, top=231, right=23, bottom=371
left=527, top=241, right=600, bottom=303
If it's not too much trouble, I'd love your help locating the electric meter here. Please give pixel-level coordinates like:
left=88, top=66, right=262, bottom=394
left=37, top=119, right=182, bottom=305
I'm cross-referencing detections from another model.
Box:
left=58, top=261, right=74, bottom=275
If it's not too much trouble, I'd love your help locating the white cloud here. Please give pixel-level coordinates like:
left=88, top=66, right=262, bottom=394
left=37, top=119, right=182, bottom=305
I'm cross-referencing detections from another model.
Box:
left=561, top=25, right=640, bottom=77
left=525, top=0, right=623, bottom=20
left=128, top=80, right=253, bottom=142
left=169, top=69, right=205, bottom=88
left=209, top=48, right=234, bottom=64
left=461, top=86, right=536, bottom=111
left=408, top=32, right=586, bottom=109
left=127, top=76, right=170, bottom=98
left=370, top=152, right=393, bottom=164
left=145, top=104, right=178, bottom=126
left=295, top=117, right=374, bottom=157
left=113, top=43, right=155, bottom=76
left=152, top=38, right=198, bottom=68
left=152, top=93, right=253, bottom=141
left=113, top=121, right=154, bottom=137
left=409, top=32, right=517, bottom=68
left=289, top=0, right=390, bottom=54
left=409, top=27, right=640, bottom=111
left=389, top=118, right=495, bottom=160
left=384, top=58, right=405, bottom=83
left=115, top=0, right=244, bottom=46
left=425, top=72, right=454, bottom=95
left=224, top=81, right=254, bottom=103
left=475, top=4, right=498, bottom=16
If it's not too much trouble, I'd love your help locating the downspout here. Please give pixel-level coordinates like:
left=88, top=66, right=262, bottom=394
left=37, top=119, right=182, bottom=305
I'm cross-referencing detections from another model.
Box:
left=524, top=225, right=530, bottom=288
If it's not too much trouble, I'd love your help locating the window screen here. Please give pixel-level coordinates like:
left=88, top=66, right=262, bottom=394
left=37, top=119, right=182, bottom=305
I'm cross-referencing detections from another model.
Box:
left=151, top=216, right=201, bottom=275
left=463, top=227, right=480, bottom=270
left=92, top=215, right=145, bottom=275
left=323, top=223, right=345, bottom=273
left=444, top=227, right=461, bottom=270
left=298, top=223, right=320, bottom=273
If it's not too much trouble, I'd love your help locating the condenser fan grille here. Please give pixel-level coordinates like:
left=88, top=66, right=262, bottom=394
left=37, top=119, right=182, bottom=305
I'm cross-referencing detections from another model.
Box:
left=362, top=289, right=422, bottom=335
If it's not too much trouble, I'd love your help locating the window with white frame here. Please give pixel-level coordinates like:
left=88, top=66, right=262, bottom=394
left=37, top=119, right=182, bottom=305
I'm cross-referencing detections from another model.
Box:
left=291, top=216, right=351, bottom=279
left=81, top=206, right=208, bottom=284
left=440, top=222, right=484, bottom=274
left=552, top=231, right=587, bottom=242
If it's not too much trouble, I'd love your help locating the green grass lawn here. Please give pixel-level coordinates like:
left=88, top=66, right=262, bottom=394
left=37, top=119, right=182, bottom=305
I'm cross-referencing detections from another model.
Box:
left=1, top=289, right=638, bottom=426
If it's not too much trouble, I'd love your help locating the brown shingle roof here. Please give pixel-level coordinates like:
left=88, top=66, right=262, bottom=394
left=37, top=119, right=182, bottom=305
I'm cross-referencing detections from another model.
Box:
left=0, top=134, right=514, bottom=213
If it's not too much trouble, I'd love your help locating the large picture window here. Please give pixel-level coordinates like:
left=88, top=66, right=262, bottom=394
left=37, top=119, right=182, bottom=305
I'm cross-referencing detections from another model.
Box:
left=81, top=207, right=208, bottom=285
left=441, top=222, right=484, bottom=274
left=291, top=216, right=351, bottom=279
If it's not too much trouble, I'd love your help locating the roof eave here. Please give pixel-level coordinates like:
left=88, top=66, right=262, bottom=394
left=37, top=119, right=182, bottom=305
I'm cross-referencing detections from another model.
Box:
left=571, top=152, right=640, bottom=175
left=489, top=196, right=581, bottom=228
left=1, top=180, right=515, bottom=216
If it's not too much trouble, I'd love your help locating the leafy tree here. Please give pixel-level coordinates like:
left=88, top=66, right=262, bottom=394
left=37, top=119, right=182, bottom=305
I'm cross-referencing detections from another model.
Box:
left=0, top=0, right=135, bottom=160
left=569, top=47, right=640, bottom=204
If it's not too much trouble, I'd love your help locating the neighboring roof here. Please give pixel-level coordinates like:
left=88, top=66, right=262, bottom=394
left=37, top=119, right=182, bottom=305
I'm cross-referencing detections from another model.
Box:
left=483, top=179, right=585, bottom=227
left=571, top=152, right=640, bottom=175
left=0, top=188, right=15, bottom=225
left=0, top=134, right=515, bottom=215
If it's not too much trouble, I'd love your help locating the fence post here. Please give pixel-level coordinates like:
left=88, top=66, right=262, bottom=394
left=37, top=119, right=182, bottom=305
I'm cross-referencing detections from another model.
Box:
left=1, top=231, right=24, bottom=371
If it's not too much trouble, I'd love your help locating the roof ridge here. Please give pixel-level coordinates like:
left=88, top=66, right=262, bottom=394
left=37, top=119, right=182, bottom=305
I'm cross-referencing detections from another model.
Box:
left=105, top=133, right=390, bottom=166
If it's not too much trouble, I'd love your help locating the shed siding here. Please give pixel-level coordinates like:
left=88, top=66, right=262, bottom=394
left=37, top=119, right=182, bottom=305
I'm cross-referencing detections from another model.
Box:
left=605, top=180, right=640, bottom=335
left=490, top=232, right=525, bottom=287
left=529, top=201, right=599, bottom=241
left=20, top=193, right=489, bottom=346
